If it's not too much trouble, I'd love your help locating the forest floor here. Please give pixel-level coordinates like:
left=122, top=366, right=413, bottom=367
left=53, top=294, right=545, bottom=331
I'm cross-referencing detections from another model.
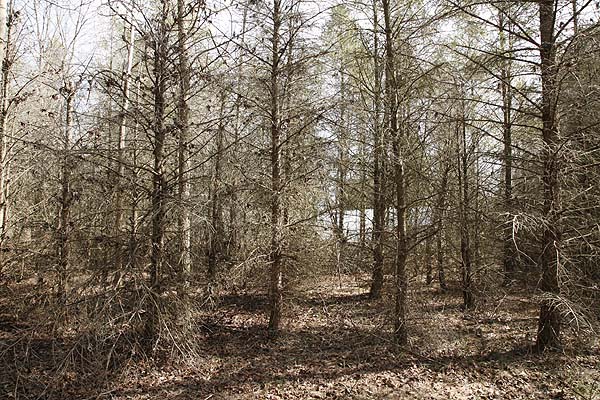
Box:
left=1, top=273, right=599, bottom=399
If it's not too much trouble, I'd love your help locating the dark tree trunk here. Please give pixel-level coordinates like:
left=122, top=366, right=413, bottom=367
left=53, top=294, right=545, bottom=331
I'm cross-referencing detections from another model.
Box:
left=382, top=0, right=408, bottom=344
left=56, top=82, right=75, bottom=305
left=370, top=0, right=385, bottom=299
left=536, top=0, right=561, bottom=351
left=425, top=233, right=433, bottom=284
left=146, top=3, right=169, bottom=346
left=435, top=163, right=449, bottom=291
left=457, top=107, right=474, bottom=311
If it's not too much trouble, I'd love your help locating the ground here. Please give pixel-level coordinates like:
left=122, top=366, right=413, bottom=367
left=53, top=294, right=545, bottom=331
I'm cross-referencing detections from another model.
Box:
left=1, top=274, right=599, bottom=399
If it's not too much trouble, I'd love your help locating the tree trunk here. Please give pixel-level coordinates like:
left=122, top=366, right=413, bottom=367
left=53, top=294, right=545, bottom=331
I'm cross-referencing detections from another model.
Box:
left=369, top=0, right=385, bottom=299
left=56, top=82, right=75, bottom=305
left=499, top=10, right=516, bottom=285
left=146, top=3, right=169, bottom=346
left=126, top=78, right=141, bottom=279
left=114, top=21, right=135, bottom=272
left=228, top=4, right=248, bottom=260
left=0, top=0, right=11, bottom=271
left=425, top=233, right=433, bottom=284
left=268, top=0, right=283, bottom=337
left=382, top=0, right=408, bottom=344
left=208, top=93, right=225, bottom=294
left=435, top=163, right=449, bottom=291
left=177, top=0, right=192, bottom=286
left=536, top=0, right=561, bottom=351
left=335, top=68, right=347, bottom=279
left=457, top=106, right=474, bottom=311
left=359, top=125, right=367, bottom=250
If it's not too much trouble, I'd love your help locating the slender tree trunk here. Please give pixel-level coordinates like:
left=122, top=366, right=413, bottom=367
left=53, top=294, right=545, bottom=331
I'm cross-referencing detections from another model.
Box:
left=359, top=126, right=367, bottom=250
left=127, top=78, right=141, bottom=277
left=572, top=0, right=578, bottom=34
left=536, top=0, right=561, bottom=351
left=335, top=69, right=347, bottom=278
left=56, top=82, right=75, bottom=305
left=146, top=3, right=169, bottom=346
left=177, top=0, right=192, bottom=286
left=0, top=0, right=11, bottom=272
left=425, top=233, right=433, bottom=284
left=499, top=10, right=516, bottom=285
left=457, top=107, right=474, bottom=310
left=435, top=163, right=449, bottom=291
left=114, top=22, right=135, bottom=272
left=370, top=1, right=385, bottom=298
left=228, top=2, right=249, bottom=260
left=382, top=0, right=408, bottom=344
left=208, top=93, right=225, bottom=293
left=268, top=0, right=283, bottom=337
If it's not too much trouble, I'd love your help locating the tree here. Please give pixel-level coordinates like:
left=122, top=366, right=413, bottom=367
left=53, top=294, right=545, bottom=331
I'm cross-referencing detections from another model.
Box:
left=381, top=0, right=408, bottom=344
left=535, top=0, right=561, bottom=351
left=176, top=0, right=192, bottom=288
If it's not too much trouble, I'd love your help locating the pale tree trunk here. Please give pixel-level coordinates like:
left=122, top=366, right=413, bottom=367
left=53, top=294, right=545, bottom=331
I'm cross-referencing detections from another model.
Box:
left=177, top=0, right=192, bottom=286
left=382, top=0, right=408, bottom=344
left=268, top=0, right=283, bottom=337
left=536, top=0, right=561, bottom=351
left=114, top=21, right=135, bottom=272
left=0, top=0, right=11, bottom=270
left=370, top=0, right=385, bottom=299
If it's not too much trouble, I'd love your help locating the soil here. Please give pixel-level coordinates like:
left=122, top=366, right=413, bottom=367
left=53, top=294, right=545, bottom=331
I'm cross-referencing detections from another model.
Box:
left=1, top=274, right=598, bottom=399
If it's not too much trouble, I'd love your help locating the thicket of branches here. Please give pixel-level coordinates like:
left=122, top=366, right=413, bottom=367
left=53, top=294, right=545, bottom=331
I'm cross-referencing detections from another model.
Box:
left=0, top=0, right=598, bottom=367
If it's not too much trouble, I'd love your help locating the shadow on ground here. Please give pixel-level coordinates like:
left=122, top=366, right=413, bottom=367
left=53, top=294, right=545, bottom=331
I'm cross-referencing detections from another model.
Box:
left=1, top=276, right=598, bottom=400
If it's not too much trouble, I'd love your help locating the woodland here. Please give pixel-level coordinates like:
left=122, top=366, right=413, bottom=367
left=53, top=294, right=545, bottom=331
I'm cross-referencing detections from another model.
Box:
left=0, top=0, right=599, bottom=398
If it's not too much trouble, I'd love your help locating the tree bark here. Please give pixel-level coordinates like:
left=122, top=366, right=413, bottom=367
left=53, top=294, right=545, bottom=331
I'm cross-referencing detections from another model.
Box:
left=268, top=0, right=283, bottom=337
left=425, top=233, right=433, bottom=284
left=0, top=0, right=12, bottom=272
left=114, top=21, right=135, bottom=272
left=499, top=9, right=516, bottom=285
left=359, top=126, right=367, bottom=250
left=382, top=0, right=408, bottom=344
left=208, top=93, right=225, bottom=293
left=177, top=0, right=192, bottom=286
left=335, top=67, right=347, bottom=279
left=56, top=81, right=75, bottom=305
left=369, top=0, right=385, bottom=299
left=457, top=102, right=474, bottom=311
left=435, top=162, right=449, bottom=291
left=536, top=0, right=561, bottom=351
left=146, top=1, right=169, bottom=346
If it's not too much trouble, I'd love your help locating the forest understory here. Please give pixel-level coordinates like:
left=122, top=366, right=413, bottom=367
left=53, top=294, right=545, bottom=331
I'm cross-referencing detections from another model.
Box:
left=1, top=274, right=598, bottom=400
